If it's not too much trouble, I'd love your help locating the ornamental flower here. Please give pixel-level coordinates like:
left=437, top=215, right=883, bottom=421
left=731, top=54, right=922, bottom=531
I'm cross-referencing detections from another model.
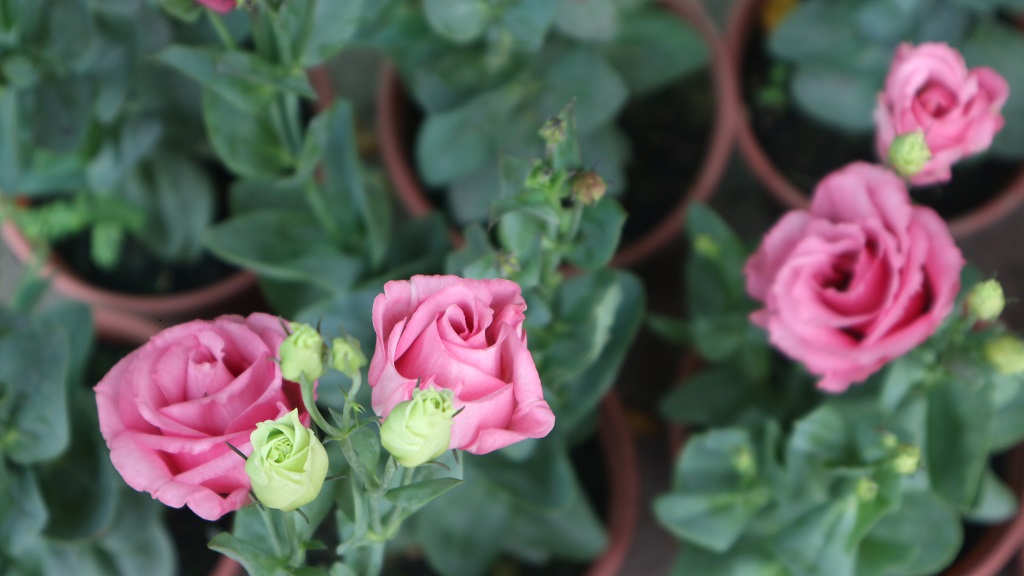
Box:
left=874, top=42, right=1009, bottom=186
left=745, top=162, right=964, bottom=392
left=246, top=409, right=329, bottom=511
left=95, top=313, right=309, bottom=520
left=368, top=275, right=555, bottom=455
left=380, top=388, right=456, bottom=468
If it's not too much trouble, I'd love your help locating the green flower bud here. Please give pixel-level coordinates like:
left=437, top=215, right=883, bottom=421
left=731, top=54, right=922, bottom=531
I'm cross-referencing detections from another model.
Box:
left=539, top=117, right=566, bottom=145
left=524, top=160, right=553, bottom=190
left=570, top=170, right=607, bottom=206
left=330, top=335, right=366, bottom=378
left=856, top=477, right=879, bottom=502
left=967, top=280, right=1005, bottom=322
left=892, top=445, right=920, bottom=475
left=279, top=323, right=324, bottom=382
left=380, top=388, right=456, bottom=468
left=246, top=409, right=329, bottom=511
left=693, top=234, right=720, bottom=259
left=985, top=335, right=1024, bottom=375
left=731, top=446, right=757, bottom=482
left=888, top=130, right=932, bottom=178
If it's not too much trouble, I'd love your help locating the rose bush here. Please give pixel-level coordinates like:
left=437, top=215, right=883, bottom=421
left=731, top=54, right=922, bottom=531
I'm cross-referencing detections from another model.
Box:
left=744, top=162, right=964, bottom=392
left=95, top=313, right=308, bottom=520
left=874, top=42, right=1009, bottom=186
left=368, top=275, right=555, bottom=455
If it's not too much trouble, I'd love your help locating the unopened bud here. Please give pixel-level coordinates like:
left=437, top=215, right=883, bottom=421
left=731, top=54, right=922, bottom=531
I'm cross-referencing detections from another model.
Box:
left=246, top=409, right=329, bottom=511
left=380, top=388, right=456, bottom=468
left=693, top=234, right=719, bottom=259
left=525, top=160, right=552, bottom=190
left=892, top=445, right=920, bottom=475
left=330, top=335, right=366, bottom=378
left=731, top=446, right=756, bottom=481
left=279, top=323, right=325, bottom=382
left=570, top=171, right=607, bottom=205
left=967, top=280, right=1005, bottom=322
left=888, top=130, right=932, bottom=179
left=985, top=335, right=1024, bottom=375
left=856, top=477, right=879, bottom=501
left=539, top=117, right=566, bottom=145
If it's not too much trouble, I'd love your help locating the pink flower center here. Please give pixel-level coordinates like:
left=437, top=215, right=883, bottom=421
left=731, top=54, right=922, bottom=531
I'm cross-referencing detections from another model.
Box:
left=916, top=81, right=957, bottom=118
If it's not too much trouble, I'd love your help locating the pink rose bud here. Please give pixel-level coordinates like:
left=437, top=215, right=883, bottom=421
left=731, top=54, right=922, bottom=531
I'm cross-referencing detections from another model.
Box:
left=874, top=42, right=1009, bottom=187
left=745, top=162, right=964, bottom=392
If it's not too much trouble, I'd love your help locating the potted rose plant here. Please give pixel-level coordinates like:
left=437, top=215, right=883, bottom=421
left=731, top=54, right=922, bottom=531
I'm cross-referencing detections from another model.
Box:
left=363, top=0, right=735, bottom=266
left=730, top=0, right=1024, bottom=237
left=654, top=41, right=1024, bottom=570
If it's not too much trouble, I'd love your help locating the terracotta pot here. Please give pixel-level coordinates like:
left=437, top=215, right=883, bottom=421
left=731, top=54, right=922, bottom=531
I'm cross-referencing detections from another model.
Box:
left=92, top=311, right=246, bottom=576
left=669, top=354, right=1024, bottom=576
left=726, top=0, right=1024, bottom=239
left=3, top=67, right=336, bottom=325
left=376, top=0, right=737, bottom=268
left=589, top=392, right=640, bottom=576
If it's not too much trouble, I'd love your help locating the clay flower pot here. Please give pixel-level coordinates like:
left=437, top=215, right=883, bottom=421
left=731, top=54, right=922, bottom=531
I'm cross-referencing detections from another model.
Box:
left=3, top=68, right=336, bottom=325
left=588, top=392, right=640, bottom=576
left=376, top=0, right=737, bottom=268
left=727, top=0, right=1024, bottom=239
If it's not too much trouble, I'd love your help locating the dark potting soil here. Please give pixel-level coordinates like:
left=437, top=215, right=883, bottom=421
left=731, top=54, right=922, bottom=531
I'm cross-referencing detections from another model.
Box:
left=617, top=69, right=714, bottom=246
left=384, top=431, right=610, bottom=576
left=742, top=29, right=1020, bottom=220
left=51, top=232, right=237, bottom=296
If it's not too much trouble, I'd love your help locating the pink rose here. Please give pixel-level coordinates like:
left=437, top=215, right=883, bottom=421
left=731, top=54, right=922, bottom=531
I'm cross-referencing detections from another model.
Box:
left=197, top=0, right=236, bottom=12
left=875, top=42, right=1009, bottom=186
left=369, top=275, right=555, bottom=455
left=745, top=162, right=964, bottom=392
left=95, top=313, right=308, bottom=521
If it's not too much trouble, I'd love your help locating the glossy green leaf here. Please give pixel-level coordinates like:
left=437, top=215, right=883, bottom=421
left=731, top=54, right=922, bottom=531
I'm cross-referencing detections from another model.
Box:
left=564, top=198, right=626, bottom=270
left=424, top=0, right=488, bottom=43
left=385, top=477, right=464, bottom=510
left=202, top=88, right=292, bottom=179
left=926, top=376, right=992, bottom=509
left=417, top=481, right=508, bottom=576
left=0, top=466, right=47, bottom=556
left=660, top=366, right=754, bottom=427
left=964, top=464, right=1018, bottom=523
left=209, top=532, right=286, bottom=576
left=0, top=327, right=69, bottom=465
left=772, top=500, right=859, bottom=576
left=655, top=486, right=770, bottom=553
left=605, top=6, right=708, bottom=96
left=500, top=0, right=558, bottom=51
left=95, top=487, right=174, bottom=576
left=554, top=0, right=617, bottom=42
left=860, top=489, right=962, bottom=575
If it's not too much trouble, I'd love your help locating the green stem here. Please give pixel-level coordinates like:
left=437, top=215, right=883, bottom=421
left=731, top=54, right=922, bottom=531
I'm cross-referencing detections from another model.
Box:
left=341, top=372, right=363, bottom=432
left=366, top=493, right=386, bottom=575
left=300, top=375, right=342, bottom=437
left=205, top=10, right=237, bottom=51
left=283, top=511, right=301, bottom=566
left=260, top=508, right=285, bottom=558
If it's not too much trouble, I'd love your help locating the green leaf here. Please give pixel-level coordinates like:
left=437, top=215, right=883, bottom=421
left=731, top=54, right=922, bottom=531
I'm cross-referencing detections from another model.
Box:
left=155, top=0, right=202, bottom=21
left=554, top=0, right=617, bottom=42
left=500, top=477, right=607, bottom=563
left=539, top=48, right=628, bottom=135
left=346, top=422, right=381, bottom=488
left=417, top=481, right=508, bottom=576
left=0, top=87, right=18, bottom=194
left=424, top=0, right=488, bottom=43
left=117, top=150, right=215, bottom=263
left=500, top=0, right=558, bottom=52
left=964, top=464, right=1018, bottom=523
left=229, top=179, right=308, bottom=215
left=772, top=500, right=859, bottom=576
left=318, top=102, right=391, bottom=267
left=96, top=487, right=174, bottom=576
left=385, top=477, right=464, bottom=510
left=447, top=163, right=502, bottom=224
left=690, top=313, right=751, bottom=361
left=655, top=487, right=770, bottom=553
left=209, top=532, right=287, bottom=576
left=468, top=438, right=575, bottom=511
left=785, top=405, right=850, bottom=482
left=202, top=88, right=292, bottom=179
left=0, top=327, right=69, bottom=465
left=673, top=428, right=756, bottom=492
left=789, top=65, right=878, bottom=133
left=925, top=376, right=993, bottom=510
left=564, top=198, right=626, bottom=270
left=660, top=366, right=754, bottom=427
left=204, top=211, right=364, bottom=293
left=156, top=46, right=273, bottom=111
left=860, top=489, right=962, bottom=575
left=605, top=6, right=708, bottom=96
left=286, top=0, right=364, bottom=67
left=673, top=540, right=788, bottom=576
left=991, top=380, right=1024, bottom=451
left=0, top=466, right=47, bottom=556
left=647, top=314, right=688, bottom=346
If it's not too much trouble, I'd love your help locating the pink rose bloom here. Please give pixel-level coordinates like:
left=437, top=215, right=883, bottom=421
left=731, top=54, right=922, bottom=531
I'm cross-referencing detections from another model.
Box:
left=95, top=313, right=308, bottom=521
left=197, top=0, right=236, bottom=12
left=369, top=275, right=555, bottom=455
left=875, top=42, right=1009, bottom=186
left=745, top=163, right=964, bottom=392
